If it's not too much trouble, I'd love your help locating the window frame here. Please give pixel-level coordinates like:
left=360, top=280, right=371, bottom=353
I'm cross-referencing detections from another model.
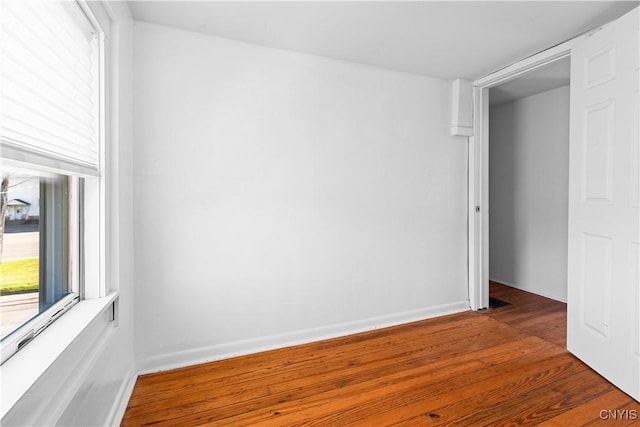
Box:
left=0, top=0, right=122, bottom=419
left=0, top=0, right=107, bottom=364
left=0, top=168, right=83, bottom=363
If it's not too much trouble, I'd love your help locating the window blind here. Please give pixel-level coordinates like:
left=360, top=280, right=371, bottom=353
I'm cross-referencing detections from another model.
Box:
left=0, top=1, right=100, bottom=175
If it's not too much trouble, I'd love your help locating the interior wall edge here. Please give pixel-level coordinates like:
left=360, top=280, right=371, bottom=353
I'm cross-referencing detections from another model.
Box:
left=137, top=300, right=470, bottom=375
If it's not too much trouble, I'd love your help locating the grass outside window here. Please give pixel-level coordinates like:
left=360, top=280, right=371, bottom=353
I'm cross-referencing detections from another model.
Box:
left=0, top=258, right=39, bottom=295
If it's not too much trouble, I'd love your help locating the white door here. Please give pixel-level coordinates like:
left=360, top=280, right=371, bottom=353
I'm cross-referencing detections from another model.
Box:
left=567, top=7, right=639, bottom=401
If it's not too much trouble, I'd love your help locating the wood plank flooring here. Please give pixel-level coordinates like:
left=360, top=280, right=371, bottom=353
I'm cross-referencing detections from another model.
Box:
left=122, top=282, right=640, bottom=426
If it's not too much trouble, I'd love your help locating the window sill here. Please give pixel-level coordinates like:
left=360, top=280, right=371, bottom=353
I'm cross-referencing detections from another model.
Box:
left=0, top=292, right=118, bottom=418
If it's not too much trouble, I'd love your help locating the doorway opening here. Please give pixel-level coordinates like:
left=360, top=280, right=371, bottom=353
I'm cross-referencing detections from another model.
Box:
left=488, top=57, right=571, bottom=304
left=473, top=57, right=572, bottom=349
left=467, top=37, right=578, bottom=312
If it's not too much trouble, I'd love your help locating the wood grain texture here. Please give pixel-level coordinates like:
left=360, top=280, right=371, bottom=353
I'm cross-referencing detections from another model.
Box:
left=123, top=282, right=639, bottom=426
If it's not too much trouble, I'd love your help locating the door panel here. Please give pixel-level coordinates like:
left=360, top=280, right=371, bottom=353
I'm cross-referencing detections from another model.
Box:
left=567, top=7, right=639, bottom=401
left=583, top=101, right=614, bottom=203
left=584, top=44, right=616, bottom=89
left=581, top=233, right=612, bottom=339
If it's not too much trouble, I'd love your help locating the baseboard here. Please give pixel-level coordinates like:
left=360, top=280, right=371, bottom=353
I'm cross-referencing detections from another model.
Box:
left=105, top=368, right=137, bottom=427
left=490, top=278, right=567, bottom=303
left=138, top=300, right=470, bottom=375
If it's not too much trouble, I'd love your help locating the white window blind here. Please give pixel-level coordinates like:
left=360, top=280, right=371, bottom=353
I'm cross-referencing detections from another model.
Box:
left=1, top=0, right=100, bottom=175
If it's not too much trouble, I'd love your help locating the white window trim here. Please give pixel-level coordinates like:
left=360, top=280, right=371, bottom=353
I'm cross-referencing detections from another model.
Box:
left=0, top=293, right=118, bottom=418
left=0, top=0, right=115, bottom=416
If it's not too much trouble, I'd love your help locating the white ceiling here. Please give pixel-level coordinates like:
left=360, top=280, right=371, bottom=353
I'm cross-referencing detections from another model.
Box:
left=490, top=57, right=571, bottom=106
left=128, top=1, right=637, bottom=81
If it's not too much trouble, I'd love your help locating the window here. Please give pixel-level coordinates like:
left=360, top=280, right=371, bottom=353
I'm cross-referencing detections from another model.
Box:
left=0, top=1, right=104, bottom=363
left=0, top=170, right=79, bottom=356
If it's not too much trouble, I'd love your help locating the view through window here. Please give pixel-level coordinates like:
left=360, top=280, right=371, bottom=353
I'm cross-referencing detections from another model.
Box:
left=0, top=175, right=40, bottom=339
left=0, top=172, right=72, bottom=341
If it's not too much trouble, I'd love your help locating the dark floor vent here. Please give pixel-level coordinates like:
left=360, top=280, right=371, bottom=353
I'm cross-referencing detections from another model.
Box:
left=489, top=297, right=511, bottom=308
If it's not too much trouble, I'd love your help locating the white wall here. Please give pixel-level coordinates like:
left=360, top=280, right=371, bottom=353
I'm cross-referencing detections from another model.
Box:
left=489, top=85, right=570, bottom=301
left=1, top=3, right=136, bottom=425
left=133, top=22, right=469, bottom=372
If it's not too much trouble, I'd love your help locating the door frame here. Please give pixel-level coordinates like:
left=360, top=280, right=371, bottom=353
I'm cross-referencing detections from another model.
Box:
left=468, top=34, right=591, bottom=311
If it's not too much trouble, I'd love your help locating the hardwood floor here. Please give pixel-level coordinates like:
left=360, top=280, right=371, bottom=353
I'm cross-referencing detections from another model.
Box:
left=123, top=282, right=640, bottom=426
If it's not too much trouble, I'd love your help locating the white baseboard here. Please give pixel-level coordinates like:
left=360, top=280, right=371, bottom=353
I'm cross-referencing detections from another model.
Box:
left=106, top=368, right=137, bottom=427
left=490, top=278, right=567, bottom=303
left=138, top=300, right=470, bottom=375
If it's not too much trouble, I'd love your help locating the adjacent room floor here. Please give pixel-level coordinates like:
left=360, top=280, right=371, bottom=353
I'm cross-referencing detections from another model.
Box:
left=123, top=282, right=640, bottom=426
